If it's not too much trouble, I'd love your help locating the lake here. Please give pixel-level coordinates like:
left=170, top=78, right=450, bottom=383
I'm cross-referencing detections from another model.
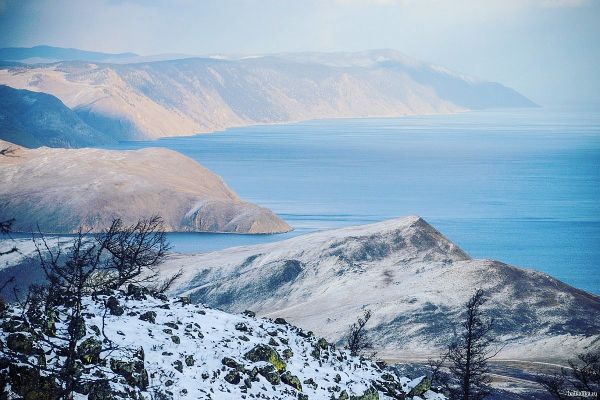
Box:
left=105, top=106, right=600, bottom=294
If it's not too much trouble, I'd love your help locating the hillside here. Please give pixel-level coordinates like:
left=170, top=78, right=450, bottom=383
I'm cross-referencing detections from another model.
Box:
left=0, top=45, right=137, bottom=64
left=0, top=288, right=444, bottom=400
left=160, top=216, right=600, bottom=361
left=0, top=140, right=290, bottom=234
left=0, top=85, right=114, bottom=148
left=0, top=49, right=535, bottom=140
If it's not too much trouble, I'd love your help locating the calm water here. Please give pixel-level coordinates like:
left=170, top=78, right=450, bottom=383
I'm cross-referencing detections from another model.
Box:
left=105, top=106, right=600, bottom=294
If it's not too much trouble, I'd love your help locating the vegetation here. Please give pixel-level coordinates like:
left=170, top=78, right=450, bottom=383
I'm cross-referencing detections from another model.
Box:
left=0, top=215, right=177, bottom=399
left=346, top=309, right=374, bottom=358
left=537, top=350, right=600, bottom=399
left=429, top=289, right=500, bottom=400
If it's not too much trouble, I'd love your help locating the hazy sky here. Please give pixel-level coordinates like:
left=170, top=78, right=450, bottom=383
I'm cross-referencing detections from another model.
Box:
left=1, top=0, right=599, bottom=105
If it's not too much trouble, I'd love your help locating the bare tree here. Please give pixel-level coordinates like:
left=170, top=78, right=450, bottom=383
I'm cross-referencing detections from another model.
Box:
left=100, top=216, right=170, bottom=289
left=538, top=350, right=600, bottom=399
left=443, top=289, right=500, bottom=400
left=346, top=309, right=374, bottom=357
left=1, top=216, right=171, bottom=399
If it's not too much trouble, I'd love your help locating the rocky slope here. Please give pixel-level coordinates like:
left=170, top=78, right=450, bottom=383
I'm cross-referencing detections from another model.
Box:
left=0, top=288, right=444, bottom=400
left=160, top=216, right=600, bottom=361
left=0, top=49, right=535, bottom=140
left=0, top=140, right=290, bottom=234
left=0, top=85, right=114, bottom=148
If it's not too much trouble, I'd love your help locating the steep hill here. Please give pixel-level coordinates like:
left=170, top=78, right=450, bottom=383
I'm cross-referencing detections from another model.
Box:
left=0, top=85, right=114, bottom=148
left=0, top=140, right=290, bottom=234
left=0, top=50, right=535, bottom=140
left=160, top=216, right=600, bottom=361
left=0, top=289, right=443, bottom=399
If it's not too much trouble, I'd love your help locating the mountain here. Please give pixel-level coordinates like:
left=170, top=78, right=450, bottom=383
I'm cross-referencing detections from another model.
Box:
left=0, top=288, right=444, bottom=399
left=0, top=140, right=291, bottom=234
left=160, top=216, right=600, bottom=362
left=0, top=45, right=137, bottom=64
left=0, top=85, right=115, bottom=148
left=0, top=49, right=536, bottom=141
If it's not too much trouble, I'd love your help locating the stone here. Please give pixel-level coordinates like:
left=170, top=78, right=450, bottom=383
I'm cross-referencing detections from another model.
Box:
left=281, top=371, right=303, bottom=391
left=139, top=311, right=157, bottom=324
left=78, top=337, right=103, bottom=364
left=224, top=370, right=241, bottom=385
left=244, top=344, right=286, bottom=373
left=408, top=377, right=431, bottom=397
left=6, top=333, right=34, bottom=355
left=106, top=296, right=124, bottom=316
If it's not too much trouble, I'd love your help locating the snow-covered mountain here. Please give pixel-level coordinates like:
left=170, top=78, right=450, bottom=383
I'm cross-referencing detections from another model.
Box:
left=160, top=216, right=600, bottom=361
left=0, top=288, right=443, bottom=400
left=0, top=140, right=290, bottom=234
left=0, top=49, right=535, bottom=141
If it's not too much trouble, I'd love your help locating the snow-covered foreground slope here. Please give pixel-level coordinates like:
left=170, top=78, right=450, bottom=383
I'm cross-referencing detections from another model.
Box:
left=0, top=289, right=443, bottom=400
left=161, top=216, right=600, bottom=361
left=0, top=140, right=290, bottom=234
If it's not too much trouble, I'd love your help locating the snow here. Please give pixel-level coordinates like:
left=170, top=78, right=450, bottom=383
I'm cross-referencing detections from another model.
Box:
left=0, top=291, right=444, bottom=399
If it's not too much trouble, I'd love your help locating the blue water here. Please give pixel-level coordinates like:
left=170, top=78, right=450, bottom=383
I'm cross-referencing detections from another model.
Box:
left=104, top=106, right=600, bottom=294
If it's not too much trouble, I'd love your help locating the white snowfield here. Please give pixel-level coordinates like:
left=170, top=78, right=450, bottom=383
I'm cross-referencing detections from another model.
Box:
left=161, top=216, right=600, bottom=362
left=0, top=292, right=444, bottom=400
left=0, top=140, right=290, bottom=234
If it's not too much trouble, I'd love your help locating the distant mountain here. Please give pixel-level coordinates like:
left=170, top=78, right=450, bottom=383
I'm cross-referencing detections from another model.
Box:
left=0, top=140, right=291, bottom=234
left=0, top=85, right=115, bottom=148
left=0, top=45, right=137, bottom=64
left=0, top=49, right=536, bottom=141
left=161, top=216, right=600, bottom=362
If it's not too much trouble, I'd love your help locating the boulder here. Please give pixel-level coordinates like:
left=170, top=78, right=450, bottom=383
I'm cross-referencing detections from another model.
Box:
left=244, top=344, right=286, bottom=372
left=280, top=371, right=302, bottom=391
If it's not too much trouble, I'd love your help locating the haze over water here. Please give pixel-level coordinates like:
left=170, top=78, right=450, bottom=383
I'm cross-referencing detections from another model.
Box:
left=107, top=106, right=600, bottom=294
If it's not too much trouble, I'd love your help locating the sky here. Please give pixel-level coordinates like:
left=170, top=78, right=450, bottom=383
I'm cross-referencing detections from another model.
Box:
left=0, top=0, right=599, bottom=105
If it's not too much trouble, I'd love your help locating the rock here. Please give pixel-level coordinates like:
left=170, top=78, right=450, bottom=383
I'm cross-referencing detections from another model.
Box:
left=164, top=322, right=179, bottom=330
left=338, top=391, right=350, bottom=400
left=281, top=371, right=302, bottom=391
left=78, top=337, right=103, bottom=364
left=8, top=364, right=61, bottom=400
left=303, top=378, right=318, bottom=390
left=139, top=311, right=157, bottom=324
left=110, top=359, right=149, bottom=389
left=222, top=357, right=244, bottom=371
left=351, top=387, right=380, bottom=400
left=88, top=380, right=118, bottom=400
left=224, top=370, right=241, bottom=385
left=258, top=365, right=281, bottom=385
left=6, top=332, right=34, bottom=355
left=171, top=335, right=180, bottom=344
left=235, top=322, right=249, bottom=332
left=334, top=373, right=342, bottom=383
left=274, top=317, right=288, bottom=325
left=316, top=338, right=329, bottom=350
left=128, top=284, right=149, bottom=301
left=173, top=360, right=183, bottom=373
left=106, top=296, right=124, bottom=316
left=283, top=349, right=294, bottom=360
left=179, top=296, right=191, bottom=305
left=244, top=344, right=286, bottom=372
left=133, top=346, right=145, bottom=361
left=242, top=310, right=256, bottom=318
left=89, top=324, right=101, bottom=336
left=185, top=355, right=195, bottom=366
left=408, top=376, right=431, bottom=397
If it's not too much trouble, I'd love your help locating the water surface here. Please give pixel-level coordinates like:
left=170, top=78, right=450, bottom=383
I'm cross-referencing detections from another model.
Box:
left=105, top=106, right=600, bottom=294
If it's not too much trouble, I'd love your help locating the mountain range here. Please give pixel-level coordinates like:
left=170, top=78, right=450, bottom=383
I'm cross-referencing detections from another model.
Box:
left=0, top=47, right=536, bottom=146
